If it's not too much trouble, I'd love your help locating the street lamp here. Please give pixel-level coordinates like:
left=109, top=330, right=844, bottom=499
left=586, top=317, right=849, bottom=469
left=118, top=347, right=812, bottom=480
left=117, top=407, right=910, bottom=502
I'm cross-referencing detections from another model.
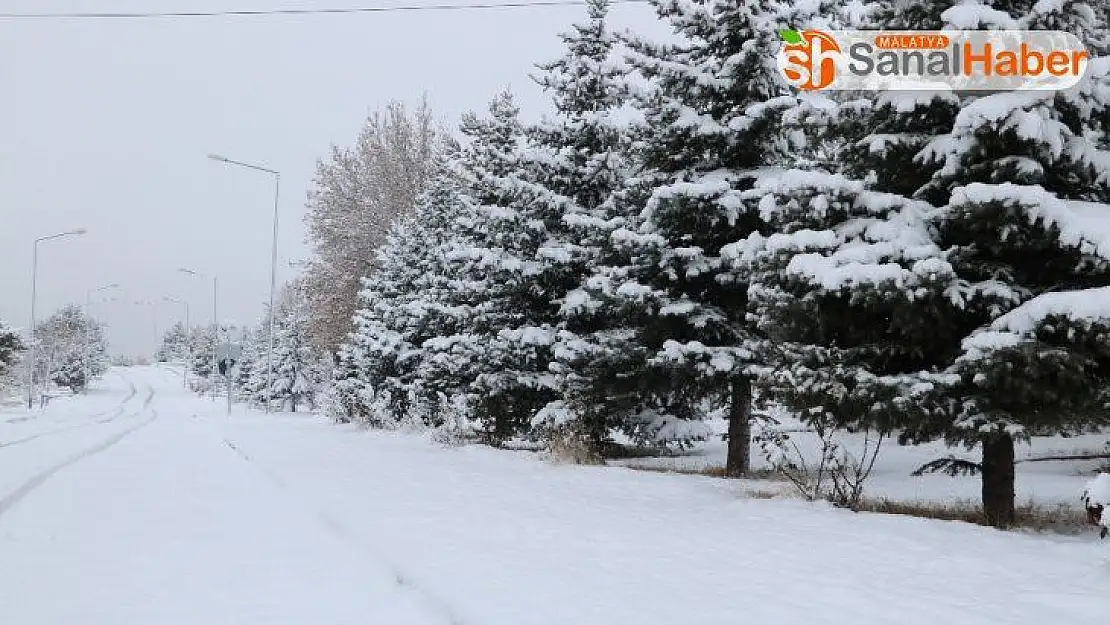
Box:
left=88, top=296, right=118, bottom=323
left=179, top=267, right=218, bottom=401
left=132, top=300, right=160, bottom=362
left=27, top=228, right=87, bottom=408
left=84, top=283, right=119, bottom=394
left=163, top=296, right=190, bottom=388
left=208, top=152, right=280, bottom=414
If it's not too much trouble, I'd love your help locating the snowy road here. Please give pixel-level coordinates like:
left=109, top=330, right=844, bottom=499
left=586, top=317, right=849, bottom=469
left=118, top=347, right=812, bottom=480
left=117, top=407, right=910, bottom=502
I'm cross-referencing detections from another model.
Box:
left=0, top=367, right=445, bottom=625
left=1, top=366, right=1109, bottom=624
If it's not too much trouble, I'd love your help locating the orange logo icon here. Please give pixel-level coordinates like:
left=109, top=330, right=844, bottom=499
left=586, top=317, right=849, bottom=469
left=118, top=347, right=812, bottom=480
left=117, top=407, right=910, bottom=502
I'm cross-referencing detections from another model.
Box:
left=779, top=29, right=841, bottom=91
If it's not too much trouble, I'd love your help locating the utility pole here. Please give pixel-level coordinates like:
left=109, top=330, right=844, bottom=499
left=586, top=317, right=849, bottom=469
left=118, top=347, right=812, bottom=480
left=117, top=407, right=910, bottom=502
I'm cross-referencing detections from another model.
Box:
left=27, top=229, right=87, bottom=408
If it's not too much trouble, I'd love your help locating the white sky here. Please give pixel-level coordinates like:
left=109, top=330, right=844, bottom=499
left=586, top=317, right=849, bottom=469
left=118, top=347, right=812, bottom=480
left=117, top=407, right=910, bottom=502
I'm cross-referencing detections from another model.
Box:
left=0, top=0, right=669, bottom=357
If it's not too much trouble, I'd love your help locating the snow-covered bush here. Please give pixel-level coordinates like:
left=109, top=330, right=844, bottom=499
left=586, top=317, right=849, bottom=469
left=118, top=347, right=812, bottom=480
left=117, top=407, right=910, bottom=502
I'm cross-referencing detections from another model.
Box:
left=429, top=394, right=482, bottom=447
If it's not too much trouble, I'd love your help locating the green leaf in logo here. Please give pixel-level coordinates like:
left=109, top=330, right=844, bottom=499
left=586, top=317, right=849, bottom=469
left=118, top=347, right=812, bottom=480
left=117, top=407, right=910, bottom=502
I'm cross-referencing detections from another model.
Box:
left=779, top=28, right=803, bottom=44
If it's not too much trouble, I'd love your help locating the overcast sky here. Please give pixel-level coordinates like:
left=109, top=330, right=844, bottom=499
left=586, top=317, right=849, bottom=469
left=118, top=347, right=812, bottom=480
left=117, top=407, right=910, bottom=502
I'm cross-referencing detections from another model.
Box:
left=0, top=0, right=669, bottom=357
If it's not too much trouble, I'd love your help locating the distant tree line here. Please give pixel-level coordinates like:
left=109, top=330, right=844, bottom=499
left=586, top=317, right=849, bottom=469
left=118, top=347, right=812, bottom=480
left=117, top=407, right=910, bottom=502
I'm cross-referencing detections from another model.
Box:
left=157, top=279, right=326, bottom=413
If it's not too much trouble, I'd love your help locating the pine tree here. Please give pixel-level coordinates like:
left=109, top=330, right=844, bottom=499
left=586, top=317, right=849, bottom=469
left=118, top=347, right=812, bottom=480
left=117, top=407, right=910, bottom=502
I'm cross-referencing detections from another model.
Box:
left=418, top=90, right=558, bottom=443
left=519, top=0, right=642, bottom=452
left=249, top=283, right=321, bottom=412
left=733, top=0, right=964, bottom=448
left=155, top=322, right=191, bottom=364
left=273, top=300, right=317, bottom=412
left=236, top=323, right=264, bottom=403
left=332, top=99, right=524, bottom=434
left=556, top=0, right=829, bottom=465
left=901, top=3, right=1110, bottom=526
left=329, top=223, right=407, bottom=425
left=189, top=325, right=217, bottom=380
left=329, top=139, right=466, bottom=426
left=736, top=171, right=960, bottom=449
left=0, top=320, right=25, bottom=385
left=32, top=305, right=108, bottom=394
left=747, top=0, right=1110, bottom=525
left=336, top=221, right=443, bottom=425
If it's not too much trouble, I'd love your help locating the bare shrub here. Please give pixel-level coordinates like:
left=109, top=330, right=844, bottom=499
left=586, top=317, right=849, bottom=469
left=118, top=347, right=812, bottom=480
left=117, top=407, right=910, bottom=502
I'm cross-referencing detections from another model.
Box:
left=547, top=429, right=605, bottom=465
left=756, top=413, right=883, bottom=510
left=430, top=427, right=480, bottom=448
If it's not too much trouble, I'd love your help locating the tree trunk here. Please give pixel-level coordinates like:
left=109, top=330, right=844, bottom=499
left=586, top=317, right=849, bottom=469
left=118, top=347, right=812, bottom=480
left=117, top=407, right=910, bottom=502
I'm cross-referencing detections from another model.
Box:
left=981, top=431, right=1015, bottom=528
left=725, top=377, right=752, bottom=477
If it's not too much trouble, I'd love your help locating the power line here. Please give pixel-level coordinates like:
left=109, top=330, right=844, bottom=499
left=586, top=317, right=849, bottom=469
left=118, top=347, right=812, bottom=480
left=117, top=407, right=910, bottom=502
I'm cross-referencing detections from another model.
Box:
left=0, top=0, right=650, bottom=20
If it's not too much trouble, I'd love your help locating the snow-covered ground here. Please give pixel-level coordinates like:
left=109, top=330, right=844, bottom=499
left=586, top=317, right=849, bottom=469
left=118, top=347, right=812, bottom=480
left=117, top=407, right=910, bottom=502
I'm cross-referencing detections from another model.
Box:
left=1, top=366, right=1108, bottom=624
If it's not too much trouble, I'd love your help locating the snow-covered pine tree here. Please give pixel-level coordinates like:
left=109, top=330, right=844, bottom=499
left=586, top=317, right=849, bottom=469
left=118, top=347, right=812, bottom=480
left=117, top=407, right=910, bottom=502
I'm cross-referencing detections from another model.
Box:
left=263, top=287, right=319, bottom=412
left=0, top=320, right=25, bottom=386
left=32, top=305, right=108, bottom=394
left=189, top=325, right=216, bottom=381
left=330, top=140, right=466, bottom=426
left=747, top=0, right=1110, bottom=525
left=155, top=322, right=191, bottom=364
left=237, top=322, right=264, bottom=403
left=418, top=90, right=562, bottom=444
left=729, top=0, right=963, bottom=461
left=337, top=222, right=442, bottom=424
left=247, top=280, right=321, bottom=412
left=558, top=0, right=828, bottom=468
left=734, top=171, right=960, bottom=454
left=329, top=222, right=413, bottom=425
left=901, top=1, right=1110, bottom=526
left=519, top=0, right=643, bottom=453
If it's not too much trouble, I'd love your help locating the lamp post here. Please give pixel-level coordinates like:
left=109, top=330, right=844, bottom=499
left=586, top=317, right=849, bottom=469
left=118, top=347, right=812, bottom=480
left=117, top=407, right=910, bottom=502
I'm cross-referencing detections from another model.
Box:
left=163, top=296, right=190, bottom=388
left=27, top=228, right=87, bottom=409
left=132, top=300, right=160, bottom=362
left=179, top=268, right=218, bottom=401
left=84, top=283, right=119, bottom=394
left=208, top=153, right=280, bottom=414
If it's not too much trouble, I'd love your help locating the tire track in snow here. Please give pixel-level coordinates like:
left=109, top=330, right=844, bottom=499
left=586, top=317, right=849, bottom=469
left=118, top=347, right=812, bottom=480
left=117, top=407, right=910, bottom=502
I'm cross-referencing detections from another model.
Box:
left=0, top=376, right=145, bottom=450
left=221, top=438, right=469, bottom=625
left=0, top=408, right=159, bottom=521
left=4, top=371, right=133, bottom=425
left=95, top=378, right=143, bottom=423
